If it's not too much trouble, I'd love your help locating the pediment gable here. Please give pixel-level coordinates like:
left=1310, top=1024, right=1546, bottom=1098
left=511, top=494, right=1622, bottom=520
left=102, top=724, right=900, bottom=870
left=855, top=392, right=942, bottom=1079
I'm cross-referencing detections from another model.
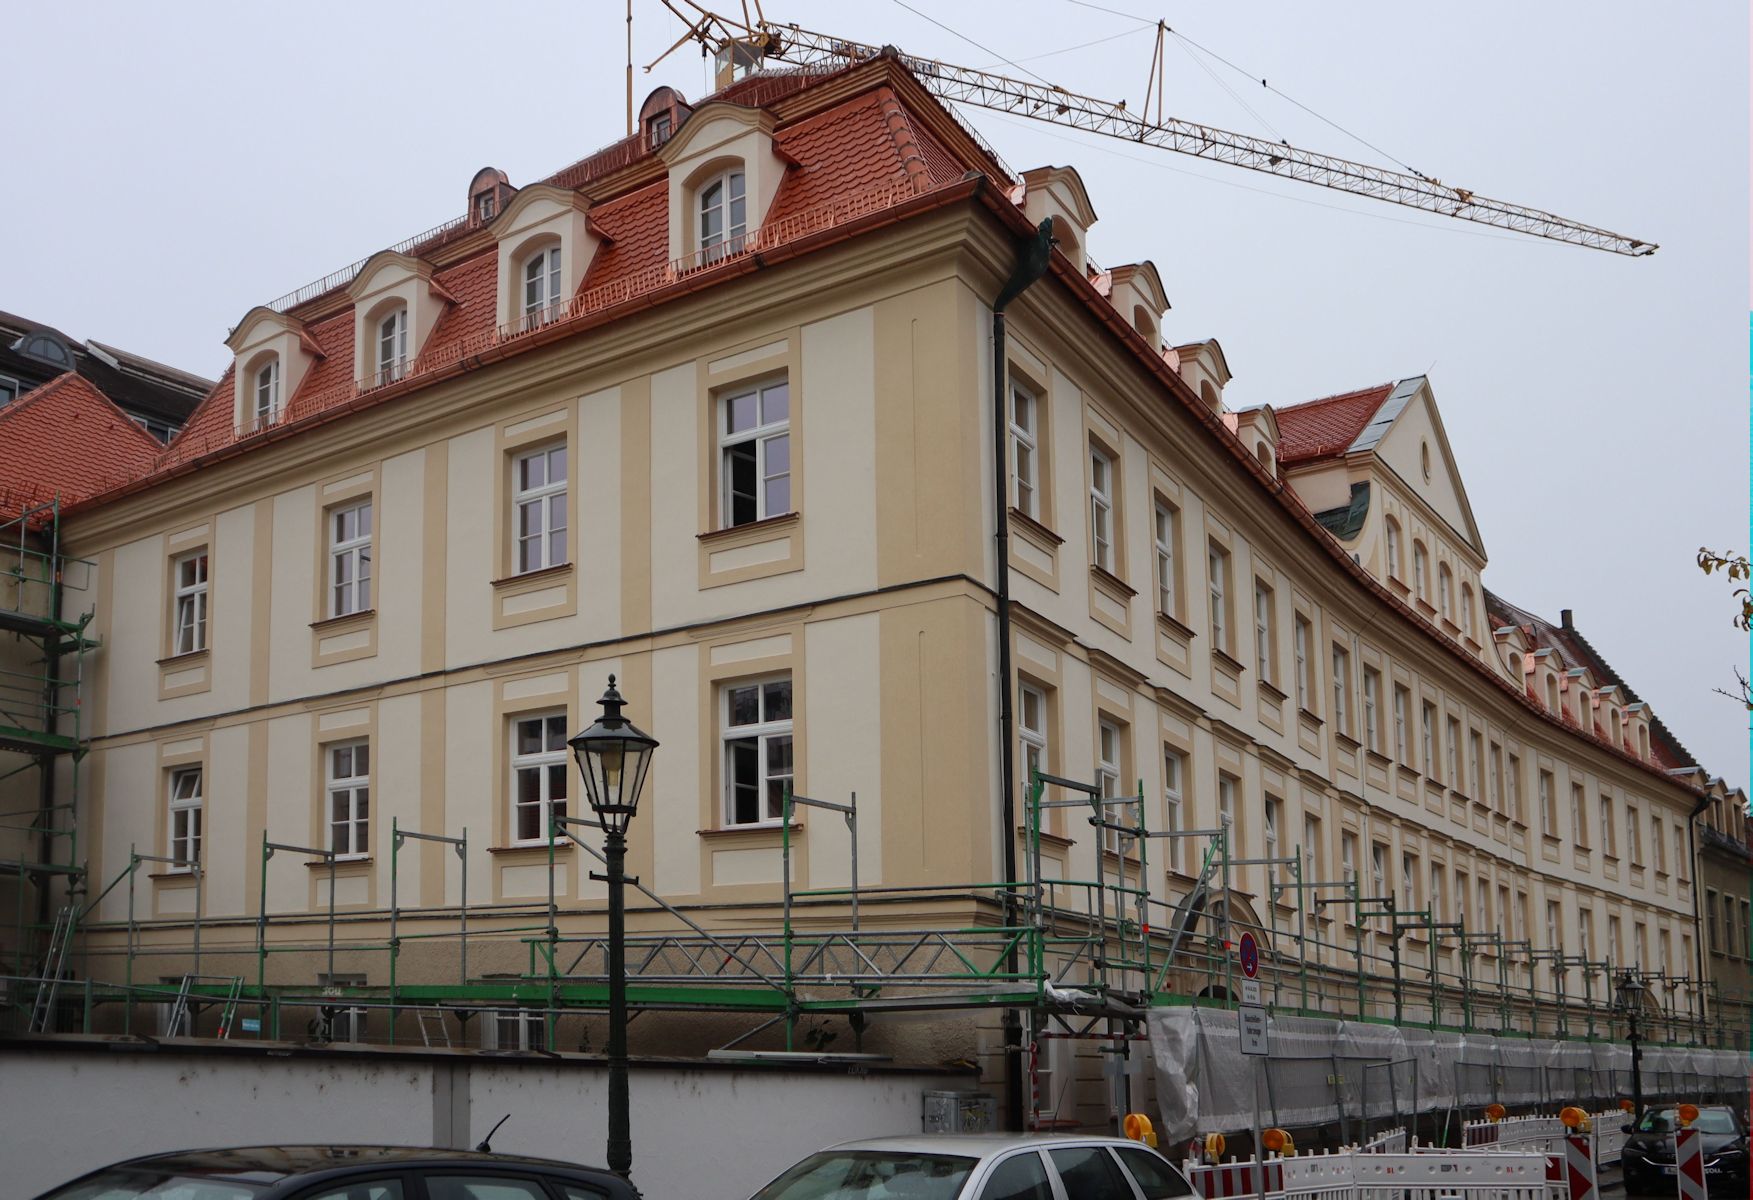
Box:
left=1370, top=377, right=1486, bottom=559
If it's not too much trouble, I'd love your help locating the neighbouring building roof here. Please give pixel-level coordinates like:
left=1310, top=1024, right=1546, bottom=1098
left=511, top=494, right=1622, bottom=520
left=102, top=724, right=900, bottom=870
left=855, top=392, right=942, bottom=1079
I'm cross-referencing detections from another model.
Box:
left=1312, top=481, right=1371, bottom=540
left=0, top=310, right=212, bottom=435
left=0, top=372, right=164, bottom=515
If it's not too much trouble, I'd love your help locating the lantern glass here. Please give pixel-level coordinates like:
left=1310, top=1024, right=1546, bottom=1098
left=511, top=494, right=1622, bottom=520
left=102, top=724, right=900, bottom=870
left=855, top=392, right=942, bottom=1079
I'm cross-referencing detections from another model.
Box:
left=569, top=676, right=659, bottom=836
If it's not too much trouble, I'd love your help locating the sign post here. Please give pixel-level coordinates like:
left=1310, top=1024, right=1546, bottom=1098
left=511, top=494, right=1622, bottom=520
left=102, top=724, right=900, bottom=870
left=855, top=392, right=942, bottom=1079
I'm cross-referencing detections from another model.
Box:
left=1236, top=932, right=1266, bottom=1200
left=1674, top=1126, right=1704, bottom=1200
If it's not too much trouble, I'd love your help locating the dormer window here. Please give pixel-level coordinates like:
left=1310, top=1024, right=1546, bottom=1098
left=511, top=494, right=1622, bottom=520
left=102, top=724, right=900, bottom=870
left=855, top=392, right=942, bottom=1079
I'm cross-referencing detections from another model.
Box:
left=477, top=193, right=497, bottom=222
left=254, top=358, right=281, bottom=426
left=647, top=111, right=673, bottom=149
left=377, top=308, right=408, bottom=384
left=522, top=246, right=563, bottom=327
left=700, top=171, right=747, bottom=261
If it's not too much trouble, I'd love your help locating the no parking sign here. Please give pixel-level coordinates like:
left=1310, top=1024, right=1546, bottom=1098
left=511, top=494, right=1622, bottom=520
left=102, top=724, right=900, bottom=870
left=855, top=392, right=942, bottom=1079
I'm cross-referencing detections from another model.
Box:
left=1239, top=931, right=1259, bottom=978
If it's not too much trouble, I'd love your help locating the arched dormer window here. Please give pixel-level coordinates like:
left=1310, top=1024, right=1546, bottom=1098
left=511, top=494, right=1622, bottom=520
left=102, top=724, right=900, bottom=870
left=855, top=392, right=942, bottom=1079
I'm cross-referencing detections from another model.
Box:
left=1546, top=675, right=1560, bottom=712
left=253, top=356, right=281, bottom=427
left=376, top=306, right=408, bottom=384
left=699, top=169, right=747, bottom=261
left=1438, top=563, right=1454, bottom=620
left=1255, top=441, right=1273, bottom=474
left=522, top=245, right=563, bottom=328
left=1610, top=708, right=1622, bottom=744
left=1384, top=518, right=1402, bottom=580
left=1412, top=541, right=1428, bottom=600
left=1577, top=688, right=1591, bottom=731
left=1638, top=727, right=1649, bottom=759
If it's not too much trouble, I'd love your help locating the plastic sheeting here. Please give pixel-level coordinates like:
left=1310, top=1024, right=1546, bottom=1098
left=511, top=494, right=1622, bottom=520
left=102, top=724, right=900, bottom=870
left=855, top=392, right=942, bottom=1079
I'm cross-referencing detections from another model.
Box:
left=1147, top=1006, right=1748, bottom=1144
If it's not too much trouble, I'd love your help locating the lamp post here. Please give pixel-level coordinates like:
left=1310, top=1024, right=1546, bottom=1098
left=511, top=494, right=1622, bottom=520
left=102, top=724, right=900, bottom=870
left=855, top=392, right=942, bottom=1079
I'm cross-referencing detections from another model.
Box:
left=1615, top=968, right=1648, bottom=1122
left=569, top=675, right=658, bottom=1180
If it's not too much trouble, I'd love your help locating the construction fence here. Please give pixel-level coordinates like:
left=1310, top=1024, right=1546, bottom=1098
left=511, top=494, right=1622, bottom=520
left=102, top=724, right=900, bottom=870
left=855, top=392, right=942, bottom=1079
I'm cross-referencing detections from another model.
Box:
left=1149, top=1006, right=1747, bottom=1144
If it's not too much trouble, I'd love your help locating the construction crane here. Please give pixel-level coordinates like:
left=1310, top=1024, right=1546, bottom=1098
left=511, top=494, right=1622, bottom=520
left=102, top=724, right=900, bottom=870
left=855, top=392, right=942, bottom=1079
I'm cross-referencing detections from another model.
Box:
left=649, top=2, right=1655, bottom=257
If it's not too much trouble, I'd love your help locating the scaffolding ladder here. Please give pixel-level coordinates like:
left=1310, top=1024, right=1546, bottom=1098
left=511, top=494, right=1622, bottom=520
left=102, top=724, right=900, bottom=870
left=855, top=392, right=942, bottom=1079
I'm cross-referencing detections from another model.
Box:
left=415, top=1007, right=453, bottom=1048
left=26, top=903, right=77, bottom=1033
left=166, top=974, right=243, bottom=1039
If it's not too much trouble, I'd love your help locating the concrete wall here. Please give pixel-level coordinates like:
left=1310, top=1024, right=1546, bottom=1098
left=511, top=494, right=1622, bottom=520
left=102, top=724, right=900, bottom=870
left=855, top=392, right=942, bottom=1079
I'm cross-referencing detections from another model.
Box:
left=0, top=1042, right=966, bottom=1199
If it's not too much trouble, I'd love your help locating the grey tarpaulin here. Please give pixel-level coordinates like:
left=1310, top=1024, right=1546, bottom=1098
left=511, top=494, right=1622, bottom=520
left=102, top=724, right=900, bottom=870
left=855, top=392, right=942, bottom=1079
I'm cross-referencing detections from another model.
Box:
left=1147, top=1006, right=1747, bottom=1143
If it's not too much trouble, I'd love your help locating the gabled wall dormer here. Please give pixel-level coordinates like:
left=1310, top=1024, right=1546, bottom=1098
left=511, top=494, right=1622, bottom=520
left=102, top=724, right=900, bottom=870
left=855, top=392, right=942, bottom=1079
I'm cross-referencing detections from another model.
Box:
left=1564, top=668, right=1596, bottom=731
left=1175, top=338, right=1232, bottom=414
left=347, top=251, right=452, bottom=390
left=1021, top=165, right=1098, bottom=276
left=224, top=306, right=324, bottom=433
left=1491, top=623, right=1529, bottom=687
left=1228, top=404, right=1280, bottom=476
left=658, top=100, right=790, bottom=264
left=1104, top=261, right=1168, bottom=347
left=489, top=185, right=601, bottom=334
left=1625, top=702, right=1653, bottom=761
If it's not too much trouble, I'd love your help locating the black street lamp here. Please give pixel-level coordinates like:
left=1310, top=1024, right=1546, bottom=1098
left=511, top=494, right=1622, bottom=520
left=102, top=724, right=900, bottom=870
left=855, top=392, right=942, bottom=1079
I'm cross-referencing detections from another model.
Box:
left=569, top=675, right=659, bottom=1179
left=1615, top=968, right=1649, bottom=1123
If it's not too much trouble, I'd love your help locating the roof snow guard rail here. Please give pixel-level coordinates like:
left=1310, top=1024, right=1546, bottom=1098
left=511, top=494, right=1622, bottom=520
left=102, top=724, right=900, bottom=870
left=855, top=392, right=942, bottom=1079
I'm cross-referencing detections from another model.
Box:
left=264, top=213, right=473, bottom=316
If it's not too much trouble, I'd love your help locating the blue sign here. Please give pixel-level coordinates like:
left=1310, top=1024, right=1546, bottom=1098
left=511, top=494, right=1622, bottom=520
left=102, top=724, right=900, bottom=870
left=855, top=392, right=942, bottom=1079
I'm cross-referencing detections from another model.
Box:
left=241, top=1018, right=262, bottom=1034
left=1238, top=931, right=1259, bottom=978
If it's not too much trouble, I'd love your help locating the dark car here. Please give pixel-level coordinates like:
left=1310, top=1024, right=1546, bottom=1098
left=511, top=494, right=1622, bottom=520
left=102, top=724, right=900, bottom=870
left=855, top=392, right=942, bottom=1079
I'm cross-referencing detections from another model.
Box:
left=33, top=1145, right=639, bottom=1200
left=1621, top=1106, right=1750, bottom=1195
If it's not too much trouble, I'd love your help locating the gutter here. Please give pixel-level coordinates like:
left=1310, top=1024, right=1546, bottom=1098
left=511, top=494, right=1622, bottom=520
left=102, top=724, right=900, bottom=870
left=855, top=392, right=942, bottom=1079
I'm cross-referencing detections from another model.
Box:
left=987, top=210, right=1054, bottom=1134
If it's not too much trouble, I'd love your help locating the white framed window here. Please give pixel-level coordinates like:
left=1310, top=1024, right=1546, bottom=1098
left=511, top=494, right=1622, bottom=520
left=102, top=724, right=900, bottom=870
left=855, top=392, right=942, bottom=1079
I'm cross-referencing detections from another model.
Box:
left=0, top=374, right=18, bottom=406
left=1331, top=646, right=1350, bottom=734
left=1429, top=864, right=1445, bottom=920
left=1476, top=878, right=1490, bottom=931
left=1539, top=770, right=1556, bottom=836
left=254, top=357, right=280, bottom=425
left=512, top=442, right=568, bottom=574
left=1097, top=719, right=1132, bottom=854
left=1361, top=669, right=1381, bottom=753
left=1089, top=445, right=1114, bottom=573
left=1340, top=830, right=1357, bottom=884
left=1460, top=584, right=1475, bottom=636
left=485, top=1008, right=547, bottom=1051
left=522, top=245, right=563, bottom=326
left=326, top=741, right=370, bottom=859
left=1400, top=850, right=1416, bottom=911
left=1292, top=615, right=1311, bottom=710
left=1392, top=685, right=1409, bottom=763
left=1673, top=823, right=1687, bottom=881
left=1446, top=717, right=1461, bottom=786
left=168, top=766, right=203, bottom=869
left=1658, top=928, right=1671, bottom=972
left=1469, top=731, right=1485, bottom=798
left=328, top=499, right=373, bottom=617
left=1217, top=775, right=1236, bottom=833
left=1412, top=542, right=1428, bottom=600
left=724, top=676, right=793, bottom=827
left=1370, top=842, right=1387, bottom=899
left=1577, top=908, right=1592, bottom=959
left=1302, top=813, right=1320, bottom=876
left=699, top=170, right=747, bottom=260
left=377, top=307, right=408, bottom=383
left=1488, top=743, right=1503, bottom=811
left=1263, top=795, right=1282, bottom=882
left=1163, top=748, right=1184, bottom=872
left=1253, top=581, right=1274, bottom=682
left=1545, top=900, right=1562, bottom=952
left=1608, top=914, right=1623, bottom=964
left=1571, top=783, right=1587, bottom=845
left=1009, top=381, right=1039, bottom=519
left=1453, top=870, right=1469, bottom=923
left=1019, top=683, right=1049, bottom=794
left=317, top=973, right=369, bottom=1043
left=1421, top=701, right=1437, bottom=777
left=1384, top=518, right=1401, bottom=578
left=1599, top=793, right=1615, bottom=855
left=1438, top=563, right=1454, bottom=620
left=510, top=712, right=569, bottom=844
left=1651, top=814, right=1666, bottom=872
left=646, top=110, right=673, bottom=148
left=1625, top=803, right=1641, bottom=864
left=1507, top=754, right=1521, bottom=820
left=1153, top=502, right=1178, bottom=617
left=720, top=378, right=790, bottom=528
left=171, top=550, right=209, bottom=656
left=1207, top=543, right=1229, bottom=649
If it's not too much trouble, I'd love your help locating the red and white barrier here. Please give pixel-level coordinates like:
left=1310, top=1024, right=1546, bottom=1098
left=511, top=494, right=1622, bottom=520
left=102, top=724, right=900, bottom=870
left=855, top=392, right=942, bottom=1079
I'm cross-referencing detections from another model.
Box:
left=1185, top=1160, right=1285, bottom=1198
left=1562, top=1134, right=1596, bottom=1200
left=1674, top=1127, right=1705, bottom=1200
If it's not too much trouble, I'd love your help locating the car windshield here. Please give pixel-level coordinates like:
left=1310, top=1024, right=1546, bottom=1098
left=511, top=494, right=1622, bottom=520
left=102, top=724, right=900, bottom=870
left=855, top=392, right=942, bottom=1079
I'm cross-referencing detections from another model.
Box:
left=750, top=1151, right=977, bottom=1200
left=37, top=1169, right=272, bottom=1200
left=1636, top=1109, right=1738, bottom=1135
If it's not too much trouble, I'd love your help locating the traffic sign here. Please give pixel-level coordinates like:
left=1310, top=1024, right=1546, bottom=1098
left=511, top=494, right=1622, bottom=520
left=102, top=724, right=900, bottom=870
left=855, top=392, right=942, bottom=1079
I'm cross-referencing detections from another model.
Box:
left=1240, top=978, right=1261, bottom=1006
left=1238, top=1004, right=1269, bottom=1056
left=1238, top=931, right=1259, bottom=978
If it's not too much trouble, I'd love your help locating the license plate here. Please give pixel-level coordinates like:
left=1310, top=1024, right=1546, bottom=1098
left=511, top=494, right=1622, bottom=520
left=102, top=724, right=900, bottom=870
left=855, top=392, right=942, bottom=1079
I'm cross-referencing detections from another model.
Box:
left=1662, top=1167, right=1676, bottom=1176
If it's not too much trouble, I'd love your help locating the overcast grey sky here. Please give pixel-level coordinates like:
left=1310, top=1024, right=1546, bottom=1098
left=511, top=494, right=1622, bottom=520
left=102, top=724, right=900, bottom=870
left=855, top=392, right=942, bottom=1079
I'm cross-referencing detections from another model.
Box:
left=5, top=2, right=1746, bottom=780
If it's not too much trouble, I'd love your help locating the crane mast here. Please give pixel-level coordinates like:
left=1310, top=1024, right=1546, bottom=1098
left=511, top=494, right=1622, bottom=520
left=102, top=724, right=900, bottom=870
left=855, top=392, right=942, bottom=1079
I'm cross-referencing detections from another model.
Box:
left=660, top=6, right=1655, bottom=257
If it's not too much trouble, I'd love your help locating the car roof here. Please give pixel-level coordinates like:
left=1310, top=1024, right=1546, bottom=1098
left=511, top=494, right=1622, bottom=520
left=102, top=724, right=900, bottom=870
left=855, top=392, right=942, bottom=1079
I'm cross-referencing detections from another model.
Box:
left=824, top=1135, right=1150, bottom=1156
left=109, top=1145, right=615, bottom=1179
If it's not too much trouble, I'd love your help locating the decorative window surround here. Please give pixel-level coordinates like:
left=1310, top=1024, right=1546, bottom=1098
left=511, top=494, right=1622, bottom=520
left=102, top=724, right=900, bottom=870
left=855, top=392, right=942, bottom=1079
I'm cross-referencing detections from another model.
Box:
left=488, top=185, right=602, bottom=334
left=224, top=306, right=324, bottom=433
left=658, top=101, right=792, bottom=263
left=346, top=250, right=453, bottom=390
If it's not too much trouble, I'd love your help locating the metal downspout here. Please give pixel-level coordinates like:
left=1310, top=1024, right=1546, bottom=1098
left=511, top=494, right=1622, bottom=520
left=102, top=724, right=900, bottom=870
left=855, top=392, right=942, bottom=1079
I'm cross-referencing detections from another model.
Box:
left=992, top=215, right=1054, bottom=1132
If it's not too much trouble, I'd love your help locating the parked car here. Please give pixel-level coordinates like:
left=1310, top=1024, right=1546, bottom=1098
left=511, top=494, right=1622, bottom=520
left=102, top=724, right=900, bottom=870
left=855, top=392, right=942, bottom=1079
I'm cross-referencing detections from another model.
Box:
left=33, top=1145, right=639, bottom=1200
left=1621, top=1106, right=1750, bottom=1195
left=747, top=1135, right=1193, bottom=1200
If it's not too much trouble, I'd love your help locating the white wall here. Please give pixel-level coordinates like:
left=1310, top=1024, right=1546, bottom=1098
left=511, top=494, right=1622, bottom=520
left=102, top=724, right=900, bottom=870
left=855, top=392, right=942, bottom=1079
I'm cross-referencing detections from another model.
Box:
left=1, top=1045, right=961, bottom=1200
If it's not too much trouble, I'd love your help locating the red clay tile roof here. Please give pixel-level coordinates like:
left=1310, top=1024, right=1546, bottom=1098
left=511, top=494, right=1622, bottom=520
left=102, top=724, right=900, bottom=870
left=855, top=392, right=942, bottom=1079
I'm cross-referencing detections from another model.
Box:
left=0, top=372, right=162, bottom=514
left=1276, top=382, right=1395, bottom=466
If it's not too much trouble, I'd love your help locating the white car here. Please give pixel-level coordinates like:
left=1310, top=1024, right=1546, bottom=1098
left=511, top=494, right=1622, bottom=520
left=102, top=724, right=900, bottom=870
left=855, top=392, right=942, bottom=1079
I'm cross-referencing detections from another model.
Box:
left=747, top=1134, right=1194, bottom=1200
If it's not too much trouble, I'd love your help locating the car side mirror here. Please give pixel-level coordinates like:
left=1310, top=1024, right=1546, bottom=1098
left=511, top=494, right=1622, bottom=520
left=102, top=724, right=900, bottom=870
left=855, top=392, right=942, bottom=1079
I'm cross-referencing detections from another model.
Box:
left=1621, top=1125, right=1634, bottom=1134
